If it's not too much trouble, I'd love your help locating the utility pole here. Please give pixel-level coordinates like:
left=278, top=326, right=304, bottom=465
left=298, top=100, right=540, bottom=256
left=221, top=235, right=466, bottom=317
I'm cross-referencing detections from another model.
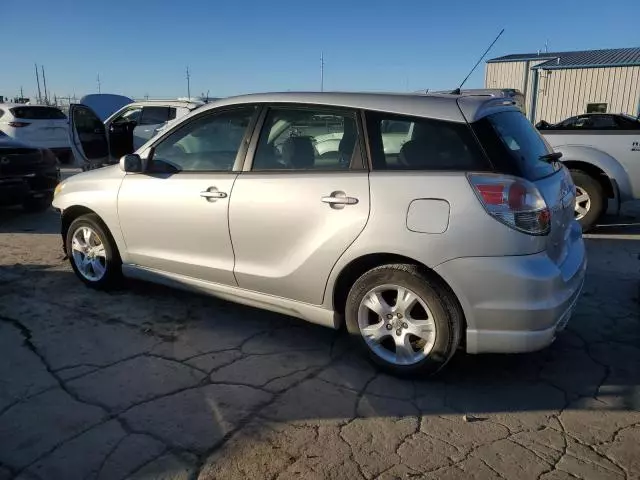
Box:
left=20, top=86, right=24, bottom=99
left=320, top=52, right=324, bottom=92
left=186, top=67, right=191, bottom=99
left=97, top=74, right=101, bottom=93
left=35, top=64, right=42, bottom=103
left=41, top=65, right=48, bottom=104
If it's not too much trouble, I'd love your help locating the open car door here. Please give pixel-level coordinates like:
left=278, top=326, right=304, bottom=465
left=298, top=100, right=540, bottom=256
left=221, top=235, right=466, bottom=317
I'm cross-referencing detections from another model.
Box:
left=68, top=104, right=110, bottom=169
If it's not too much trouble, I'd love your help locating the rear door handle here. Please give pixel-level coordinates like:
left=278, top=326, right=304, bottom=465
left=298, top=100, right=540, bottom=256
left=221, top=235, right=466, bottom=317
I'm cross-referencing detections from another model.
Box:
left=321, top=191, right=358, bottom=209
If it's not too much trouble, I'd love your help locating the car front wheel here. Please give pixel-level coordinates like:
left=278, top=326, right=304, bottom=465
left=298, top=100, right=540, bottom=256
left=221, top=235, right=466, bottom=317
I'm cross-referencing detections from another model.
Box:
left=66, top=214, right=122, bottom=289
left=344, top=264, right=462, bottom=376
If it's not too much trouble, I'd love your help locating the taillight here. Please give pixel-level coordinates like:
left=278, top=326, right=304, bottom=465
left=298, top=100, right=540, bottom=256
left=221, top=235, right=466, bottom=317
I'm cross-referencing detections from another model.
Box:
left=468, top=174, right=550, bottom=235
left=8, top=121, right=30, bottom=128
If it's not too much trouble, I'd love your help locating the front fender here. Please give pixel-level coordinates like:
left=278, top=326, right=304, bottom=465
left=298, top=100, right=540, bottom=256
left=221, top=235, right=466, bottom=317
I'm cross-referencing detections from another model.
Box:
left=53, top=167, right=128, bottom=260
left=555, top=144, right=634, bottom=201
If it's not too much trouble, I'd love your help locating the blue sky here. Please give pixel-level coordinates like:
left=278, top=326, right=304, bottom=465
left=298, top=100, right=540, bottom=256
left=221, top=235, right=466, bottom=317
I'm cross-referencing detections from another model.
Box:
left=2, top=0, right=639, bottom=100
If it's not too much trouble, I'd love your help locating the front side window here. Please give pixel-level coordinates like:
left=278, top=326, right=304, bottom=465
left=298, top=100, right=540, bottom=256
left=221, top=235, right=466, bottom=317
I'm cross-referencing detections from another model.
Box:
left=139, top=106, right=172, bottom=126
left=252, top=107, right=360, bottom=171
left=149, top=107, right=255, bottom=173
left=616, top=115, right=640, bottom=129
left=113, top=107, right=142, bottom=124
left=366, top=112, right=487, bottom=171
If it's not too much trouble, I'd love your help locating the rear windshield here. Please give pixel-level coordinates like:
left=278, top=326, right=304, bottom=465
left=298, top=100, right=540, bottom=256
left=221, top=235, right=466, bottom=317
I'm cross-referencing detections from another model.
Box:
left=472, top=111, right=557, bottom=180
left=10, top=106, right=67, bottom=120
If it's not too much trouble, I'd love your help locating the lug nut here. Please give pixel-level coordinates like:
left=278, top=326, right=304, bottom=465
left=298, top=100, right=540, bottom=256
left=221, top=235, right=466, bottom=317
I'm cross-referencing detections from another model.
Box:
left=386, top=324, right=393, bottom=330
left=396, top=329, right=402, bottom=336
left=386, top=314, right=393, bottom=320
left=402, top=322, right=408, bottom=329
left=397, top=313, right=403, bottom=319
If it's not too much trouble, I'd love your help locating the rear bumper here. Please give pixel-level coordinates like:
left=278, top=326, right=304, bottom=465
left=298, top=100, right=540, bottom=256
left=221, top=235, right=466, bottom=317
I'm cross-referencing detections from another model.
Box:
left=434, top=226, right=587, bottom=354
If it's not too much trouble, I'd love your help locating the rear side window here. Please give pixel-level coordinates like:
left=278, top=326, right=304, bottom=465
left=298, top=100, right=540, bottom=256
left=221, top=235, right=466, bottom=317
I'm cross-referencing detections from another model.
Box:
left=473, top=111, right=556, bottom=180
left=365, top=111, right=489, bottom=171
left=139, top=106, right=172, bottom=126
left=10, top=106, right=66, bottom=120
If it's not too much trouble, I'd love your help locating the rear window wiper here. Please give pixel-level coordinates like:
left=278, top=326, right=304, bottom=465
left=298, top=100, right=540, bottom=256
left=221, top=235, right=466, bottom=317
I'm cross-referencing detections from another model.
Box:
left=539, top=151, right=562, bottom=163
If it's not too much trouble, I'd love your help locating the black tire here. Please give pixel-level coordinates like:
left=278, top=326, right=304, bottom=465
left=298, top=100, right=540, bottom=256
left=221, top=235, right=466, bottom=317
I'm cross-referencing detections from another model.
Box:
left=66, top=214, right=122, bottom=289
left=22, top=193, right=52, bottom=213
left=344, top=264, right=463, bottom=377
left=570, top=170, right=605, bottom=232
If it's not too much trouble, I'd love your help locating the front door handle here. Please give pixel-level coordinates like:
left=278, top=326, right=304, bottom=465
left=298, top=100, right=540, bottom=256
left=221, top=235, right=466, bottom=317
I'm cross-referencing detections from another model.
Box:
left=200, top=187, right=227, bottom=201
left=321, top=191, right=358, bottom=209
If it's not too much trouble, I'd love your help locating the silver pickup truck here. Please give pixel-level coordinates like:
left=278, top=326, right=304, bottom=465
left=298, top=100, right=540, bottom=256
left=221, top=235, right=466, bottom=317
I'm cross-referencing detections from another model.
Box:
left=536, top=113, right=640, bottom=230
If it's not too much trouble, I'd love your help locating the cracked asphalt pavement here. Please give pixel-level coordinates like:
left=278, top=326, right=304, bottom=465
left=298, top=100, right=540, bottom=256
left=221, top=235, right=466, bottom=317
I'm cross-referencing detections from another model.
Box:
left=0, top=194, right=638, bottom=480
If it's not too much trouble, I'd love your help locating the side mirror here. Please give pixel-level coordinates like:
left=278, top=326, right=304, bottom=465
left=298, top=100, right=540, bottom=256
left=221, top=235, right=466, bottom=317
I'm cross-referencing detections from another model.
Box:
left=120, top=154, right=143, bottom=173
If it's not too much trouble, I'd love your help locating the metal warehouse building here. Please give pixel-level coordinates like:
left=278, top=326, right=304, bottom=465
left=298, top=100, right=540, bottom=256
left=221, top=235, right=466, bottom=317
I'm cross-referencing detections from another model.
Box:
left=485, top=47, right=640, bottom=123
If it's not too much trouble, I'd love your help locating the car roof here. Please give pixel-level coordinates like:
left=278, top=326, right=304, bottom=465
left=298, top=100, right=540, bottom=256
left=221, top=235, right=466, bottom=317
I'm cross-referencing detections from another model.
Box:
left=0, top=104, right=64, bottom=110
left=198, top=91, right=519, bottom=123
left=128, top=100, right=203, bottom=109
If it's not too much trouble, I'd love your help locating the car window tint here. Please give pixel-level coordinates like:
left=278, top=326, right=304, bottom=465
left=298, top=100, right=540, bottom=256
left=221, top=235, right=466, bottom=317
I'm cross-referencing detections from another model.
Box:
left=139, top=106, right=171, bottom=126
left=252, top=107, right=359, bottom=171
left=113, top=107, right=142, bottom=124
left=615, top=115, right=640, bottom=129
left=473, top=111, right=556, bottom=181
left=10, top=106, right=66, bottom=119
left=366, top=112, right=488, bottom=171
left=149, top=107, right=255, bottom=173
left=589, top=115, right=617, bottom=129
left=558, top=116, right=578, bottom=128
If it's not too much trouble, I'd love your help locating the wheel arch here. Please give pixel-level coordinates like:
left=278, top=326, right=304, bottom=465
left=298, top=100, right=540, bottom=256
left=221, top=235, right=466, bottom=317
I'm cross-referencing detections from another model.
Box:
left=563, top=160, right=614, bottom=198
left=556, top=144, right=632, bottom=200
left=330, top=252, right=467, bottom=339
left=61, top=206, right=122, bottom=257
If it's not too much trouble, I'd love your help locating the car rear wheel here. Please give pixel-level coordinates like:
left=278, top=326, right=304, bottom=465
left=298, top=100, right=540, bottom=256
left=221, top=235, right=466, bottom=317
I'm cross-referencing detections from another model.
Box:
left=66, top=214, right=122, bottom=289
left=570, top=170, right=605, bottom=232
left=344, top=264, right=462, bottom=376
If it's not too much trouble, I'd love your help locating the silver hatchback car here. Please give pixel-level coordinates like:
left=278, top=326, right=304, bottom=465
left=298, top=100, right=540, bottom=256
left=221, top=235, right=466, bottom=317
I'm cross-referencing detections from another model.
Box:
left=53, top=92, right=586, bottom=376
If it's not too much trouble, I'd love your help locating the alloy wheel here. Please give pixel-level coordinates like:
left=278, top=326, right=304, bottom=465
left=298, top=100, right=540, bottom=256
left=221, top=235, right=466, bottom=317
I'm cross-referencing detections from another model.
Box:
left=357, top=284, right=436, bottom=366
left=574, top=186, right=591, bottom=220
left=71, top=226, right=107, bottom=282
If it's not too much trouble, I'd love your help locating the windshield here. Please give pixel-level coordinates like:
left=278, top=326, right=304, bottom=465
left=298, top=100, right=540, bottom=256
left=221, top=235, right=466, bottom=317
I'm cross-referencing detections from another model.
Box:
left=473, top=111, right=558, bottom=180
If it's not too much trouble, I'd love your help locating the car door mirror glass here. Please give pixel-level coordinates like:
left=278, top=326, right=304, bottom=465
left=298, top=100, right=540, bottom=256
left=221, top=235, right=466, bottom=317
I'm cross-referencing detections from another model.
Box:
left=120, top=154, right=143, bottom=173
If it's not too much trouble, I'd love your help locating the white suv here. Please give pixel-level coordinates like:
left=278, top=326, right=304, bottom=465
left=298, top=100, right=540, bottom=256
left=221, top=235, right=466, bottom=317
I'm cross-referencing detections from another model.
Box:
left=0, top=104, right=71, bottom=162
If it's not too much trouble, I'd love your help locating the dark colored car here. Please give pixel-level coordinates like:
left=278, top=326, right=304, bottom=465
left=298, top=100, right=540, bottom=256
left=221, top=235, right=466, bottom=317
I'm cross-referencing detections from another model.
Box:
left=0, top=133, right=60, bottom=211
left=536, top=113, right=640, bottom=131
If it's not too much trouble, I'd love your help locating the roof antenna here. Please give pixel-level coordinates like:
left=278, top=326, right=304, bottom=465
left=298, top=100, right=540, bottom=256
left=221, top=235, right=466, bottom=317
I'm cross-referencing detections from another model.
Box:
left=451, top=28, right=505, bottom=95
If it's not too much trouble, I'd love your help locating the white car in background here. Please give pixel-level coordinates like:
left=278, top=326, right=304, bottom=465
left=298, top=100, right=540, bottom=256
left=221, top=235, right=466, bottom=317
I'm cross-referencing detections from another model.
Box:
left=69, top=98, right=204, bottom=169
left=0, top=104, right=71, bottom=163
